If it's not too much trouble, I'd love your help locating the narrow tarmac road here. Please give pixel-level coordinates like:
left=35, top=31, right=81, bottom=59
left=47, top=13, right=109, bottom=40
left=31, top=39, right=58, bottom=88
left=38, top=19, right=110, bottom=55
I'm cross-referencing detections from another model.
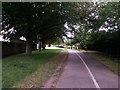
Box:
left=56, top=49, right=119, bottom=89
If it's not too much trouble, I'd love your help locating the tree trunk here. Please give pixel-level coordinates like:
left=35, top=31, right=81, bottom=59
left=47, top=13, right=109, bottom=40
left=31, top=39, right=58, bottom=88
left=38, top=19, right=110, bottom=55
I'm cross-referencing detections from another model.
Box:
left=48, top=43, right=51, bottom=47
left=26, top=43, right=32, bottom=55
left=38, top=41, right=42, bottom=52
left=42, top=42, right=46, bottom=50
left=71, top=45, right=72, bottom=49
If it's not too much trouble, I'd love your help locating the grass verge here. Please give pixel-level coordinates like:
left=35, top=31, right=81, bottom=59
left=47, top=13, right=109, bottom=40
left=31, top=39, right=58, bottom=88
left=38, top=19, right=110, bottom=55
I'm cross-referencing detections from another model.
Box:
left=2, top=48, right=64, bottom=88
left=43, top=49, right=68, bottom=88
left=79, top=49, right=120, bottom=76
left=14, top=49, right=68, bottom=88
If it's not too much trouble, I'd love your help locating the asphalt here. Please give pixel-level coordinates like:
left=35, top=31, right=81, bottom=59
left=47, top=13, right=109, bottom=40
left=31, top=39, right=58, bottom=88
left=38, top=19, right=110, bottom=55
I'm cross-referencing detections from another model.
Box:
left=56, top=49, right=119, bottom=89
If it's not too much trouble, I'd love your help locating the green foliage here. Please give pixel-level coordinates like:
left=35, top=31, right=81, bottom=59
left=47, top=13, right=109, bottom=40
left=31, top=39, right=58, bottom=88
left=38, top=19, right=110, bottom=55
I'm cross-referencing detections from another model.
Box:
left=2, top=2, right=81, bottom=54
left=86, top=2, right=120, bottom=57
left=2, top=2, right=120, bottom=57
left=70, top=2, right=120, bottom=57
left=2, top=2, right=80, bottom=43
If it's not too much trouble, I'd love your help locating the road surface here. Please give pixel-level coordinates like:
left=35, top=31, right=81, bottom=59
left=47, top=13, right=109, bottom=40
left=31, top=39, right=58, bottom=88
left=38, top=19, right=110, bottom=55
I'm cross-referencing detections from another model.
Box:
left=56, top=49, right=119, bottom=89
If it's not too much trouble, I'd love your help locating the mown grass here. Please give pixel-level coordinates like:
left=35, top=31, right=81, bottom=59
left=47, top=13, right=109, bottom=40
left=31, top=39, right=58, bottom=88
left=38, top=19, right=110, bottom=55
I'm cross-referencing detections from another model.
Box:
left=15, top=49, right=68, bottom=88
left=79, top=49, right=120, bottom=76
left=2, top=48, right=63, bottom=88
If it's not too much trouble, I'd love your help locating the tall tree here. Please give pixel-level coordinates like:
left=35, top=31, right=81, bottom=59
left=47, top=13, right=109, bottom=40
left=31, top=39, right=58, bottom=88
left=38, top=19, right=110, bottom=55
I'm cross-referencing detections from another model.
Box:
left=2, top=2, right=81, bottom=55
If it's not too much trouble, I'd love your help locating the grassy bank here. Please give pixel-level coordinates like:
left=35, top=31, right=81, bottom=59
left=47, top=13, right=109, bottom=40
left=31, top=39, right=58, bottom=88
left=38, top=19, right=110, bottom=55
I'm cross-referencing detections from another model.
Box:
left=79, top=50, right=120, bottom=76
left=2, top=48, right=64, bottom=88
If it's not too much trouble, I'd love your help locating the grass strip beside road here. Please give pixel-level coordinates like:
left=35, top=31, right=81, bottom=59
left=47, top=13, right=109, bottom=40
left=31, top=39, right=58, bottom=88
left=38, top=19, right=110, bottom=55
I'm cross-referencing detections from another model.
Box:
left=2, top=48, right=65, bottom=88
left=14, top=49, right=68, bottom=88
left=79, top=50, right=120, bottom=76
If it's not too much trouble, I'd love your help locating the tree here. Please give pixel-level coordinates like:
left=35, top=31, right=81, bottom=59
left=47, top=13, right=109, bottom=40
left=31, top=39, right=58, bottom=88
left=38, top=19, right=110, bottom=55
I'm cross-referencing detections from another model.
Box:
left=2, top=2, right=81, bottom=55
left=73, top=2, right=120, bottom=57
left=2, top=3, right=39, bottom=55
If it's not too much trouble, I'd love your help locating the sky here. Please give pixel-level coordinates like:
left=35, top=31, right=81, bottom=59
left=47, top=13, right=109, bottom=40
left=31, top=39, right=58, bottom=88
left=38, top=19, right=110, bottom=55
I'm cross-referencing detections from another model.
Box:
left=0, top=35, right=8, bottom=42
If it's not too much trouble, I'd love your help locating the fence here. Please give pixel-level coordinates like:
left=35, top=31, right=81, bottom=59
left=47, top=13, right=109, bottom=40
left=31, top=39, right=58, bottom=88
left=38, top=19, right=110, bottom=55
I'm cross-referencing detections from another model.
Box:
left=2, top=41, right=37, bottom=57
